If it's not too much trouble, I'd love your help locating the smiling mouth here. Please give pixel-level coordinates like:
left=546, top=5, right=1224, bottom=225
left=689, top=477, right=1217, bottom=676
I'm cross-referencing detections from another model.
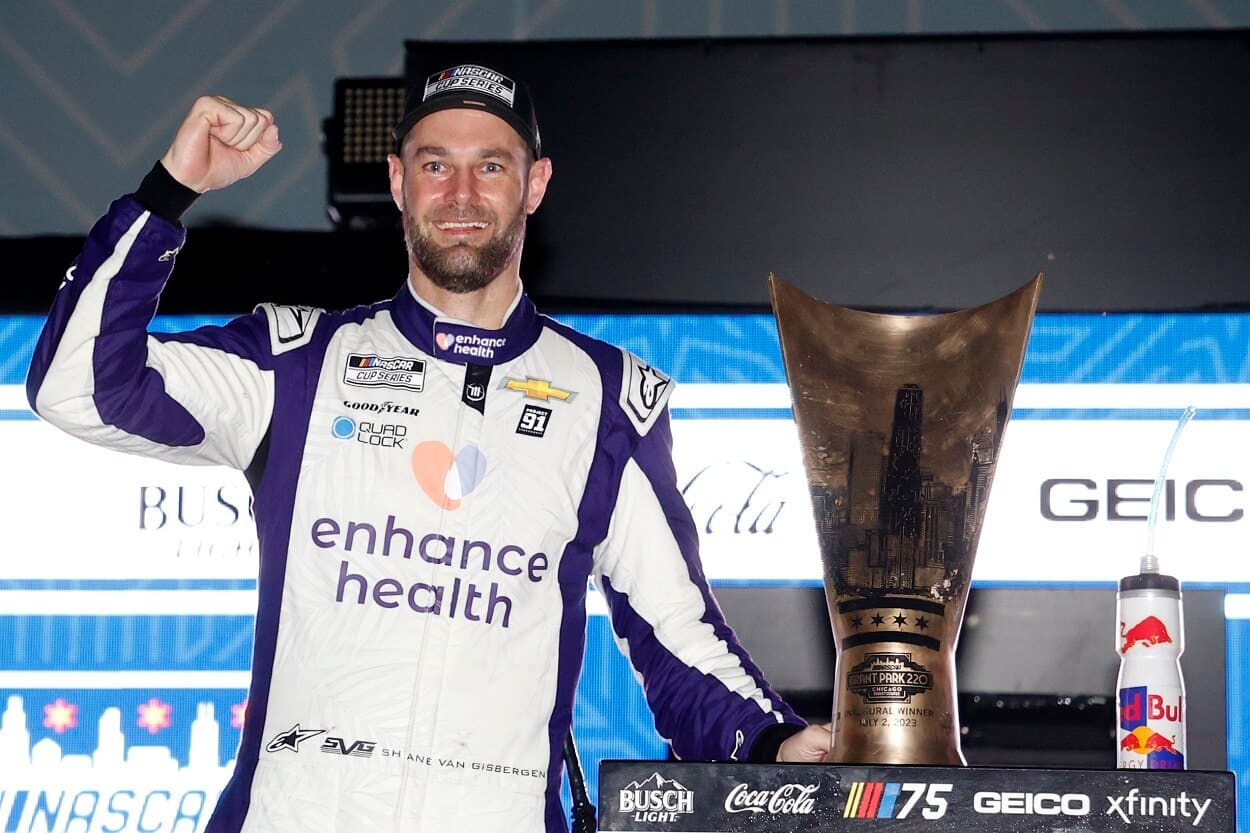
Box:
left=434, top=220, right=489, bottom=231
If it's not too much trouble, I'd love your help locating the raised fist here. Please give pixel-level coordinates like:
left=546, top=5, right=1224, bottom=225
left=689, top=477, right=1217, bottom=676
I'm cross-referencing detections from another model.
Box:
left=160, top=95, right=282, bottom=193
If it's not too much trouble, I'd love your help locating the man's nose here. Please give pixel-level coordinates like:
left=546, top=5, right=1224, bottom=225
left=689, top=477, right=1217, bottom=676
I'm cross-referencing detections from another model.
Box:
left=449, top=168, right=478, bottom=204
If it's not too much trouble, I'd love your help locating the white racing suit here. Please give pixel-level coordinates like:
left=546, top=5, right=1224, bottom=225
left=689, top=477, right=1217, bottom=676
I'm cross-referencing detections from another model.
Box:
left=27, top=195, right=803, bottom=833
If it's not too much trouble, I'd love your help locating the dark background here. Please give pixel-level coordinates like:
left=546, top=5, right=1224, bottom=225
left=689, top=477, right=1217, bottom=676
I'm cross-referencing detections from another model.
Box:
left=6, top=30, right=1250, bottom=315
left=405, top=32, right=1250, bottom=313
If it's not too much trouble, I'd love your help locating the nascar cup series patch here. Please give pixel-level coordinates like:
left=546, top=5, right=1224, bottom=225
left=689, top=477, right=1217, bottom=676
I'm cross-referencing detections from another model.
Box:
left=424, top=65, right=516, bottom=106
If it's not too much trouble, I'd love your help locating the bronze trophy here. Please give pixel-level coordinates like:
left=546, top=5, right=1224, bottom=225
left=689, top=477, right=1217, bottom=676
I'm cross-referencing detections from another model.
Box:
left=770, top=275, right=1042, bottom=765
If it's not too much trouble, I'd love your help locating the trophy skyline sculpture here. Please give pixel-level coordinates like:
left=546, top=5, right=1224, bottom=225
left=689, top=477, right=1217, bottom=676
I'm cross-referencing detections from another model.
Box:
left=770, top=274, right=1042, bottom=765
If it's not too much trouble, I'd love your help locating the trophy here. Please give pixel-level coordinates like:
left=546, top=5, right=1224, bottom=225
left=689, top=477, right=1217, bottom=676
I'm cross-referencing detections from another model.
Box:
left=770, top=274, right=1042, bottom=765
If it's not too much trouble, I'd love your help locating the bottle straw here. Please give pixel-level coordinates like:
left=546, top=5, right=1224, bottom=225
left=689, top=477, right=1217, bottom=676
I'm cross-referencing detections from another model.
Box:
left=1143, top=406, right=1197, bottom=574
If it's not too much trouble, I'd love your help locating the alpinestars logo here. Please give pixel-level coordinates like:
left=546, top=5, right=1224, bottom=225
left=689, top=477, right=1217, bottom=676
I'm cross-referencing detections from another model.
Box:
left=618, top=773, right=694, bottom=823
left=622, top=356, right=670, bottom=424
left=266, top=723, right=325, bottom=753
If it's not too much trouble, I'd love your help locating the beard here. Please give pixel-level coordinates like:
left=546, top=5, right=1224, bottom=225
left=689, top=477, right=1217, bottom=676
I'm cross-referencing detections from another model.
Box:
left=404, top=203, right=527, bottom=295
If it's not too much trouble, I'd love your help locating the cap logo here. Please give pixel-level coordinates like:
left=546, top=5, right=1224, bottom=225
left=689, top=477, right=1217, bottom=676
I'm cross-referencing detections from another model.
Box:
left=425, top=65, right=516, bottom=107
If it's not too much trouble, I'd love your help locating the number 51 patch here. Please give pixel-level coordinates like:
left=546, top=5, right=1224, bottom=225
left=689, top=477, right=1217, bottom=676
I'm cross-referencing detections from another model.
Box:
left=516, top=404, right=552, bottom=437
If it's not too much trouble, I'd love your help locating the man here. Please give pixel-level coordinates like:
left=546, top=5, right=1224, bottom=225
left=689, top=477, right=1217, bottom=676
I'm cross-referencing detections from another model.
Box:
left=27, top=64, right=830, bottom=832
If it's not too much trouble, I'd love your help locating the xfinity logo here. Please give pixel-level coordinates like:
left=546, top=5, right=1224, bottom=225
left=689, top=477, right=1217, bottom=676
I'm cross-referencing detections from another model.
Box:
left=974, top=791, right=1090, bottom=816
left=724, top=782, right=817, bottom=815
left=1040, top=478, right=1243, bottom=522
left=1105, top=788, right=1211, bottom=826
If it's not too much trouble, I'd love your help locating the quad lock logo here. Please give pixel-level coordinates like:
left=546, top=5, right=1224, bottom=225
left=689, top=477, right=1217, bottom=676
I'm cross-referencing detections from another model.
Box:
left=332, top=416, right=408, bottom=448
left=618, top=773, right=694, bottom=823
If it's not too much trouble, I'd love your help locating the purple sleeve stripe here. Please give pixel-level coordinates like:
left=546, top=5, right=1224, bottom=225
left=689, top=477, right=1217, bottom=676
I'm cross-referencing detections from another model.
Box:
left=600, top=573, right=782, bottom=762
left=26, top=198, right=170, bottom=411
left=622, top=415, right=800, bottom=759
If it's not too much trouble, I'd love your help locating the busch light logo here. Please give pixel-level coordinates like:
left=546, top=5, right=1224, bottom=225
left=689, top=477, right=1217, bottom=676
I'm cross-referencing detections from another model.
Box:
left=618, top=773, right=694, bottom=823
left=724, top=782, right=817, bottom=815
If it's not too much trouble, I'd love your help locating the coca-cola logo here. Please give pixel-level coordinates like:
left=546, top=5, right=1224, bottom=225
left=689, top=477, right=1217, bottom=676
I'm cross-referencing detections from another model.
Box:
left=724, top=782, right=818, bottom=815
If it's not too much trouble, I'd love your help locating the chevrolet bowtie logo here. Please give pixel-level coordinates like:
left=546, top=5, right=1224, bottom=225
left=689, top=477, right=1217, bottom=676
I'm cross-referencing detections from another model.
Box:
left=501, top=377, right=577, bottom=402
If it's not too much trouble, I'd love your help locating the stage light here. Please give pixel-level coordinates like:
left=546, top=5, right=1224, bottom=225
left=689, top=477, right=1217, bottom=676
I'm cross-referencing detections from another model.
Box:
left=324, top=77, right=405, bottom=230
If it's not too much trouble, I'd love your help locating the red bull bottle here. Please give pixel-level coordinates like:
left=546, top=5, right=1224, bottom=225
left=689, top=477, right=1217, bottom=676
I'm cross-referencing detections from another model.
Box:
left=1116, top=571, right=1185, bottom=769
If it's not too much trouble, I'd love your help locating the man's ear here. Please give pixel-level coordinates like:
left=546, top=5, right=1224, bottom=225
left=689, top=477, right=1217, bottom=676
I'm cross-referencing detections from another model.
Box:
left=387, top=153, right=405, bottom=212
left=525, top=157, right=553, bottom=215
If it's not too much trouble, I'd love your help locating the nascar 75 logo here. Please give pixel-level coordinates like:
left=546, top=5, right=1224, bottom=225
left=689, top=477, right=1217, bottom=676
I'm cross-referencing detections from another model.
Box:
left=843, top=782, right=952, bottom=820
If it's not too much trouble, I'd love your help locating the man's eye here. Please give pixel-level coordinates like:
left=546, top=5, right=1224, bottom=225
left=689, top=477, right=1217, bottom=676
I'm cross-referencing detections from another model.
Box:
left=482, top=162, right=503, bottom=173
left=423, top=161, right=446, bottom=173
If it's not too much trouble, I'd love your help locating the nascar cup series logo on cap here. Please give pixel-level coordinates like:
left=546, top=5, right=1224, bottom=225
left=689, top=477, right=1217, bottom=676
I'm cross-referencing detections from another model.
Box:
left=424, top=65, right=516, bottom=106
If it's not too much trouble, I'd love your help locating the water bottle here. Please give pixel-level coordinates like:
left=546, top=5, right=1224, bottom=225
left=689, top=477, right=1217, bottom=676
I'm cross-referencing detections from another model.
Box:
left=1115, top=570, right=1185, bottom=769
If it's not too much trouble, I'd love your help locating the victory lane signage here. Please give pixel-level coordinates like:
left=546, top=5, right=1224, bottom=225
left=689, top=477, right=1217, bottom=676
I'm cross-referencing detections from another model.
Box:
left=598, top=761, right=1235, bottom=832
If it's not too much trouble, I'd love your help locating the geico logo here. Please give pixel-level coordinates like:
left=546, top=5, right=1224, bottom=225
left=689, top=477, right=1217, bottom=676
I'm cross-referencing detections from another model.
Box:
left=1040, top=478, right=1244, bottom=522
left=974, top=792, right=1090, bottom=816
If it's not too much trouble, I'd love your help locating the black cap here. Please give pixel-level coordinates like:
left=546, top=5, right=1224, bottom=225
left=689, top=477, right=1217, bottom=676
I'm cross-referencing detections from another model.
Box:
left=392, top=64, right=541, bottom=158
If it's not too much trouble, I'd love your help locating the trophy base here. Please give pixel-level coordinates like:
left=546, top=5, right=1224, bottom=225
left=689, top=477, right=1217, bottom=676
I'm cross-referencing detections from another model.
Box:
left=824, top=745, right=966, bottom=766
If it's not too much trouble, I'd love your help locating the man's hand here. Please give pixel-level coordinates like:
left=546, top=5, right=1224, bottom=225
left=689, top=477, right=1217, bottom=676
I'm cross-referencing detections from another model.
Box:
left=161, top=96, right=281, bottom=193
left=777, top=723, right=832, bottom=763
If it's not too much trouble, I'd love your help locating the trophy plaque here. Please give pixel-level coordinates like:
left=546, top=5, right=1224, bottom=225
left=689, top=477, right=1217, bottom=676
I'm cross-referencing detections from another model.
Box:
left=770, top=274, right=1042, bottom=765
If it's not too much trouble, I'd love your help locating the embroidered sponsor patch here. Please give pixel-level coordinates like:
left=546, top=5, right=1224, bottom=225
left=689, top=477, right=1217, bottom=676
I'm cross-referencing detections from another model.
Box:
left=424, top=64, right=516, bottom=106
left=620, top=352, right=672, bottom=434
left=343, top=353, right=426, bottom=392
left=516, top=404, right=551, bottom=437
left=499, top=376, right=576, bottom=403
left=259, top=303, right=321, bottom=354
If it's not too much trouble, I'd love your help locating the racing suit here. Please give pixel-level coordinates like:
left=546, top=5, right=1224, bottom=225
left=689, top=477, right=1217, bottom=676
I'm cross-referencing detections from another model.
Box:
left=26, top=179, right=803, bottom=833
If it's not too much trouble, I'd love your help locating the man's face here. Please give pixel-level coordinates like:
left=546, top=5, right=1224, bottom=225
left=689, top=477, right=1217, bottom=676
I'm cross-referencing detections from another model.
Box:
left=388, top=108, right=551, bottom=294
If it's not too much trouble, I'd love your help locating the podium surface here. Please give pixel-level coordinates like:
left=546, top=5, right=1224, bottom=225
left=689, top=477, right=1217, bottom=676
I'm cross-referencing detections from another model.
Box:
left=599, top=761, right=1235, bottom=832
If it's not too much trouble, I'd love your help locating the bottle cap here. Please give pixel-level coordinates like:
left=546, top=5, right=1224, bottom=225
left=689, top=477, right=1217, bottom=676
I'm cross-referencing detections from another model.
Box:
left=1119, top=571, right=1180, bottom=592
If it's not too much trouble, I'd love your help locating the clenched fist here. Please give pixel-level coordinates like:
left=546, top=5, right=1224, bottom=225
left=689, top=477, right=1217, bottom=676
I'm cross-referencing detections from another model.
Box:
left=161, top=95, right=282, bottom=193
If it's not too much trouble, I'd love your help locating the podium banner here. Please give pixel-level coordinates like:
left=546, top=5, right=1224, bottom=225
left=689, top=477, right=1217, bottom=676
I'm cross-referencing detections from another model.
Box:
left=599, top=761, right=1235, bottom=832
